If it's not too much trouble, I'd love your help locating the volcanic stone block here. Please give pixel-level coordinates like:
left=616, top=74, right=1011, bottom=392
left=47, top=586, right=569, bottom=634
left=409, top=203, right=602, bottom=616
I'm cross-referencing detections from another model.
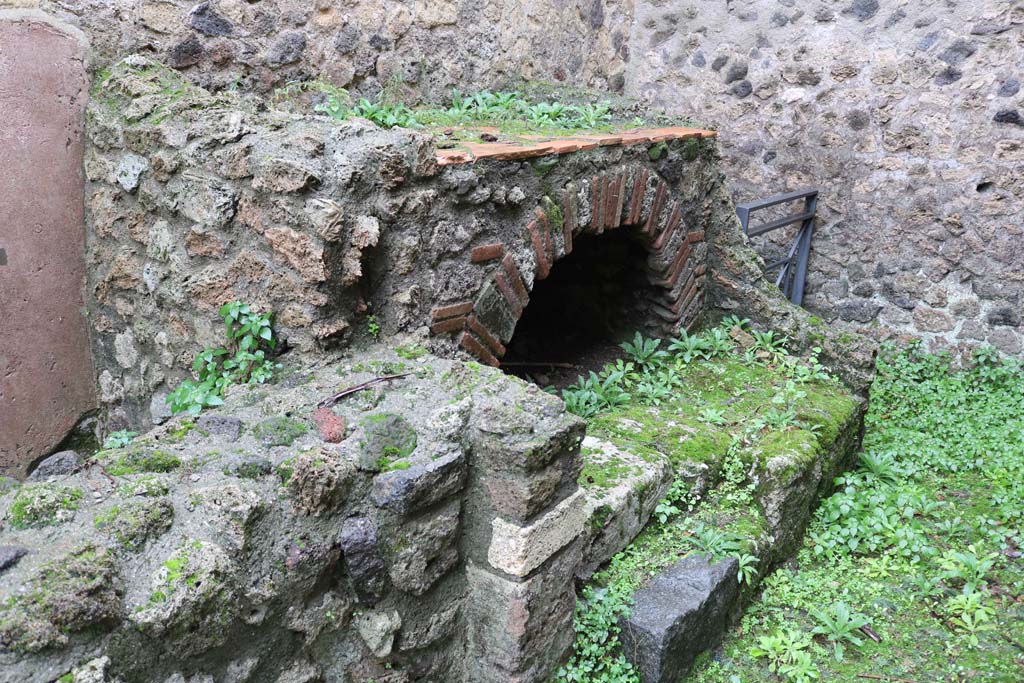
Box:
left=488, top=489, right=588, bottom=577
left=620, top=554, right=739, bottom=683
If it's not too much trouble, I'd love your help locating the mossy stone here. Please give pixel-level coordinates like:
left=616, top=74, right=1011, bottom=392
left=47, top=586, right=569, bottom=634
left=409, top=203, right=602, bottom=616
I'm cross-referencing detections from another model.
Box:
left=94, top=498, right=174, bottom=551
left=98, top=448, right=182, bottom=476
left=358, top=413, right=418, bottom=471
left=0, top=544, right=122, bottom=653
left=7, top=484, right=83, bottom=529
left=252, top=416, right=308, bottom=447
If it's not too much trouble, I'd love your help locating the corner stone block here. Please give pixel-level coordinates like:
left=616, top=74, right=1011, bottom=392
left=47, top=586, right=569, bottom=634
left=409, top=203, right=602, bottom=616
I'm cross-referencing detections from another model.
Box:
left=619, top=554, right=739, bottom=683
left=465, top=541, right=580, bottom=683
left=487, top=489, right=587, bottom=578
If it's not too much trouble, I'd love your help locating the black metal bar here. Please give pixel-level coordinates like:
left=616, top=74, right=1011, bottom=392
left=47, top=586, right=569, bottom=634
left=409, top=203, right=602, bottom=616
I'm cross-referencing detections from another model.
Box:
left=735, top=188, right=819, bottom=213
left=735, top=188, right=818, bottom=307
left=747, top=210, right=817, bottom=237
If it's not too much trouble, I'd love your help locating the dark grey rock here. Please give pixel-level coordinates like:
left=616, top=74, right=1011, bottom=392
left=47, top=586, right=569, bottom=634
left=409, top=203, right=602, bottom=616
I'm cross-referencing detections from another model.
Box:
left=838, top=301, right=882, bottom=323
left=971, top=23, right=1011, bottom=36
left=934, top=67, right=962, bottom=86
left=225, top=455, right=273, bottom=479
left=884, top=9, right=906, bottom=28
left=589, top=0, right=604, bottom=29
left=267, top=32, right=307, bottom=67
left=0, top=546, right=28, bottom=575
left=724, top=62, right=749, bottom=84
left=994, top=110, right=1023, bottom=126
left=938, top=39, right=976, bottom=66
left=197, top=414, right=243, bottom=441
left=334, top=25, right=361, bottom=54
left=710, top=55, right=728, bottom=72
left=690, top=50, right=706, bottom=68
left=917, top=32, right=939, bottom=51
left=28, top=450, right=82, bottom=480
left=731, top=80, right=753, bottom=98
left=371, top=451, right=466, bottom=515
left=620, top=555, right=739, bottom=683
left=845, top=0, right=879, bottom=21
left=168, top=36, right=204, bottom=68
left=358, top=413, right=418, bottom=471
left=987, top=307, right=1021, bottom=328
left=339, top=516, right=388, bottom=606
left=769, top=12, right=789, bottom=27
left=998, top=79, right=1020, bottom=98
left=847, top=110, right=870, bottom=131
left=188, top=2, right=233, bottom=37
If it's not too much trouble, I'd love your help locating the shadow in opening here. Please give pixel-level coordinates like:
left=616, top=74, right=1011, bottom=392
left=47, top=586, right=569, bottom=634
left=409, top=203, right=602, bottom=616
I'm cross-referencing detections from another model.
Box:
left=502, top=231, right=656, bottom=388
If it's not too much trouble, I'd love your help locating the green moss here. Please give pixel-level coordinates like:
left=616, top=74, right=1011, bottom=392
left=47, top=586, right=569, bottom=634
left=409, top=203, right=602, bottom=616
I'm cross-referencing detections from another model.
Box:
left=7, top=484, right=83, bottom=529
left=276, top=457, right=296, bottom=484
left=94, top=498, right=174, bottom=551
left=0, top=476, right=19, bottom=496
left=395, top=345, right=428, bottom=360
left=252, top=417, right=308, bottom=447
left=115, top=475, right=171, bottom=498
left=648, top=141, right=669, bottom=161
left=360, top=412, right=418, bottom=471
left=681, top=136, right=701, bottom=161
left=164, top=419, right=195, bottom=443
left=590, top=504, right=613, bottom=532
left=146, top=539, right=205, bottom=607
left=542, top=195, right=564, bottom=236
left=0, top=544, right=121, bottom=653
left=579, top=457, right=639, bottom=490
left=98, top=448, right=182, bottom=476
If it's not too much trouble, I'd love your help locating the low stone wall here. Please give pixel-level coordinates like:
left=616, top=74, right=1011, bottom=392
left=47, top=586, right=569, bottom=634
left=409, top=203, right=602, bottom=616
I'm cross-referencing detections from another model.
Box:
left=85, top=57, right=725, bottom=430
left=0, top=350, right=587, bottom=683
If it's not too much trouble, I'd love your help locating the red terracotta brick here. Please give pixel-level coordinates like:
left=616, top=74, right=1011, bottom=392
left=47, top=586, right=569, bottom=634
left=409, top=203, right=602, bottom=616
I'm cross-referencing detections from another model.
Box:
left=632, top=169, right=650, bottom=226
left=471, top=243, right=506, bottom=263
left=687, top=230, right=705, bottom=244
left=502, top=254, right=530, bottom=305
left=652, top=240, right=692, bottom=289
left=460, top=331, right=500, bottom=367
left=590, top=175, right=603, bottom=233
left=527, top=219, right=551, bottom=280
left=313, top=407, right=347, bottom=444
left=561, top=186, right=577, bottom=255
left=468, top=315, right=507, bottom=357
left=652, top=203, right=682, bottom=251
left=642, top=183, right=668, bottom=236
left=536, top=208, right=554, bottom=263
left=494, top=270, right=524, bottom=317
left=431, top=316, right=469, bottom=335
left=695, top=263, right=707, bottom=277
left=431, top=301, right=474, bottom=321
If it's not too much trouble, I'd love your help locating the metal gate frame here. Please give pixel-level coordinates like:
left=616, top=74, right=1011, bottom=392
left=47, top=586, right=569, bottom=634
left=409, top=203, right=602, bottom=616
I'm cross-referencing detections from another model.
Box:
left=735, top=189, right=818, bottom=307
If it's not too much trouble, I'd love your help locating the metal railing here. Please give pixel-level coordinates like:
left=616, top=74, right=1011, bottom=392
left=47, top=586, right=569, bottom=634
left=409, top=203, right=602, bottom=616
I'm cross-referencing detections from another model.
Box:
left=735, top=189, right=818, bottom=307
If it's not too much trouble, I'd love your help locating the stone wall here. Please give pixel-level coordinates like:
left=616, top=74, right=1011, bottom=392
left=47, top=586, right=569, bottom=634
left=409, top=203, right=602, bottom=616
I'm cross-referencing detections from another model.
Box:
left=85, top=58, right=722, bottom=430
left=625, top=0, right=1024, bottom=355
left=40, top=0, right=631, bottom=97
left=0, top=349, right=588, bottom=683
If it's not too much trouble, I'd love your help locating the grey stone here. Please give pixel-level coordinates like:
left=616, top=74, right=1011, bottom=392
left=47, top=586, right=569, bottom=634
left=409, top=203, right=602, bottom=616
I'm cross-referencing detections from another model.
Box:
left=0, top=546, right=28, bottom=575
left=620, top=555, right=740, bottom=683
left=339, top=516, right=389, bottom=605
left=197, top=414, right=243, bottom=441
left=845, top=0, right=879, bottom=21
left=938, top=39, right=977, bottom=66
left=370, top=450, right=466, bottom=515
left=357, top=413, right=418, bottom=471
left=224, top=455, right=273, bottom=479
left=354, top=609, right=401, bottom=658
left=115, top=154, right=149, bottom=193
left=884, top=9, right=906, bottom=28
left=934, top=67, right=963, bottom=86
left=386, top=500, right=460, bottom=595
left=917, top=32, right=939, bottom=51
left=986, top=307, right=1021, bottom=328
left=838, top=301, right=882, bottom=323
left=690, top=50, right=706, bottom=67
left=168, top=36, right=204, bottom=68
left=724, top=62, right=748, bottom=84
left=188, top=2, right=233, bottom=37
left=994, top=110, right=1023, bottom=126
left=998, top=79, right=1020, bottom=97
left=28, top=450, right=82, bottom=480
left=710, top=55, right=728, bottom=72
left=150, top=390, right=173, bottom=425
left=266, top=32, right=307, bottom=67
left=731, top=80, right=753, bottom=98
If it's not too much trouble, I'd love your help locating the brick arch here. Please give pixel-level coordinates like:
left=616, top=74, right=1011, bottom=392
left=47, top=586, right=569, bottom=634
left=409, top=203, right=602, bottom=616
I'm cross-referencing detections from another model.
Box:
left=430, top=164, right=708, bottom=367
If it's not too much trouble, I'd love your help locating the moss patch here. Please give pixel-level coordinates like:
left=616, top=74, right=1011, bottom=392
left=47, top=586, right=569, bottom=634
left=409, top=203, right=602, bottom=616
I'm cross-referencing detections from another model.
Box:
left=0, top=544, right=122, bottom=653
left=97, top=448, right=182, bottom=476
left=252, top=416, right=308, bottom=447
left=7, top=484, right=83, bottom=529
left=358, top=413, right=418, bottom=471
left=95, top=498, right=174, bottom=551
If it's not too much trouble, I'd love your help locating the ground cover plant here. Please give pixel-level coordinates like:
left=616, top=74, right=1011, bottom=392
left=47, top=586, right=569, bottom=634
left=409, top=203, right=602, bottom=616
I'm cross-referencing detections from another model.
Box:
left=690, top=343, right=1024, bottom=683
left=553, top=319, right=855, bottom=683
left=272, top=81, right=692, bottom=141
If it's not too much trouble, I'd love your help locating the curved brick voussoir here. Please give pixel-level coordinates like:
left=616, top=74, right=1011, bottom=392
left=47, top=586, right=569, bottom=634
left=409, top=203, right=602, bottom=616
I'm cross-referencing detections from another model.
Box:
left=433, top=155, right=717, bottom=367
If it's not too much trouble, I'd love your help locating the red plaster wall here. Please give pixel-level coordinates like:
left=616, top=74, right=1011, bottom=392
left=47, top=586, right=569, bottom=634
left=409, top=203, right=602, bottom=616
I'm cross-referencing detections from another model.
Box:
left=0, top=11, right=95, bottom=477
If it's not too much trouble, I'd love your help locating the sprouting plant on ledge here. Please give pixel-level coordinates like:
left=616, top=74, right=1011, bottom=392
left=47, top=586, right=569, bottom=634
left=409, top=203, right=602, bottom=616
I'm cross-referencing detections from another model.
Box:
left=620, top=332, right=669, bottom=369
left=168, top=301, right=280, bottom=416
left=103, top=430, right=137, bottom=449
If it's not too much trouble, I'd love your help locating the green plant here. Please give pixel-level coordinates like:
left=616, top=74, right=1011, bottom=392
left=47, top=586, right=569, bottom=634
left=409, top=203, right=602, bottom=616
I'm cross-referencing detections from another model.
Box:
left=809, top=602, right=869, bottom=662
left=689, top=523, right=743, bottom=560
left=736, top=553, right=759, bottom=586
left=750, top=628, right=811, bottom=675
left=699, top=407, right=728, bottom=426
left=669, top=331, right=712, bottom=363
left=367, top=315, right=381, bottom=339
left=620, top=332, right=669, bottom=369
left=750, top=330, right=788, bottom=357
left=937, top=545, right=996, bottom=594
left=103, top=430, right=137, bottom=449
left=168, top=301, right=279, bottom=415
